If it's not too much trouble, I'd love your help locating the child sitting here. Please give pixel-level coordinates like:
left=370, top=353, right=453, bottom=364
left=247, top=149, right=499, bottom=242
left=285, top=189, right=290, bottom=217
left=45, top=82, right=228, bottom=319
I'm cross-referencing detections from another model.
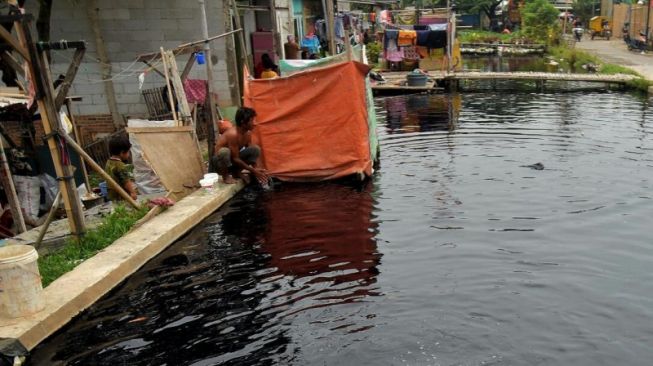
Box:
left=105, top=135, right=138, bottom=201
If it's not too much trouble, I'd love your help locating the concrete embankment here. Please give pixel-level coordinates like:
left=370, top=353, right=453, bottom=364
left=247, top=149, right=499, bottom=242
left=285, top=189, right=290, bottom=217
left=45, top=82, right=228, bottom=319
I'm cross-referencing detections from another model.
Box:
left=0, top=183, right=242, bottom=354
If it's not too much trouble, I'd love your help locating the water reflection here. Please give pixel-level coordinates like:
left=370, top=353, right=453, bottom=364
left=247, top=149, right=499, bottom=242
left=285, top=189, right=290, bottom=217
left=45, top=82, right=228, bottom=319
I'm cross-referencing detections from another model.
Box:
left=30, top=183, right=381, bottom=365
left=384, top=93, right=461, bottom=133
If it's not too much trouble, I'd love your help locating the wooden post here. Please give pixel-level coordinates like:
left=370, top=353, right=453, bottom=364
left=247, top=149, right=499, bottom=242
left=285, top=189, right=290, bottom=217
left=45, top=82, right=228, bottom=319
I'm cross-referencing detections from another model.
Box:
left=65, top=98, right=91, bottom=194
left=0, top=134, right=26, bottom=233
left=16, top=20, right=86, bottom=239
left=200, top=0, right=221, bottom=167
left=160, top=47, right=179, bottom=125
left=270, top=0, right=283, bottom=58
left=87, top=0, right=123, bottom=128
left=325, top=0, right=337, bottom=55
left=231, top=0, right=253, bottom=72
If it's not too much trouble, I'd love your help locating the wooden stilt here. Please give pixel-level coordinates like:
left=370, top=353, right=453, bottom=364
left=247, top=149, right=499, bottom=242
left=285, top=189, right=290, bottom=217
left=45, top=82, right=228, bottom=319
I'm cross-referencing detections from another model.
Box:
left=0, top=134, right=26, bottom=233
left=16, top=20, right=86, bottom=239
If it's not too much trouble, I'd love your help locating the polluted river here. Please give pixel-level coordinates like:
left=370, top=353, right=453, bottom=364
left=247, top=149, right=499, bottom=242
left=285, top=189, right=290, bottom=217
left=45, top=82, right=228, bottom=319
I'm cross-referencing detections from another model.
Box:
left=30, top=80, right=653, bottom=364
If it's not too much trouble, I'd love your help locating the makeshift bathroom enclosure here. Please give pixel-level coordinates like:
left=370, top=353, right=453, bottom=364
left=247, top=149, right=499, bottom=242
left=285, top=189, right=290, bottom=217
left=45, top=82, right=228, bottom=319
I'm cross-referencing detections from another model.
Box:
left=243, top=60, right=379, bottom=182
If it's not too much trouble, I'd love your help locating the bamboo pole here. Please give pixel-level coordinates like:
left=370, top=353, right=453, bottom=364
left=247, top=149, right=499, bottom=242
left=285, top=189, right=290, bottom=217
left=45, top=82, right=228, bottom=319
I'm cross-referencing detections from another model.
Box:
left=65, top=98, right=91, bottom=194
left=87, top=0, right=123, bottom=128
left=160, top=47, right=179, bottom=125
left=34, top=191, right=61, bottom=249
left=16, top=20, right=86, bottom=239
left=0, top=135, right=26, bottom=233
left=58, top=132, right=140, bottom=209
left=199, top=0, right=220, bottom=167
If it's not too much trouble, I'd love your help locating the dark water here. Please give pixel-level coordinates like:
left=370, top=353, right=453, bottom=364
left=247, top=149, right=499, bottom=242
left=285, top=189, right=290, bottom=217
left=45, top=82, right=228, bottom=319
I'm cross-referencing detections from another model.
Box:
left=31, top=92, right=653, bottom=366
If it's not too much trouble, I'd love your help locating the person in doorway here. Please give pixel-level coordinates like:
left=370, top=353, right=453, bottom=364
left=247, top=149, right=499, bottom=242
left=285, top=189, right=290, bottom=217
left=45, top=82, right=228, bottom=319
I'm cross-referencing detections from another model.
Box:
left=105, top=135, right=138, bottom=201
left=284, top=35, right=301, bottom=60
left=211, top=107, right=269, bottom=185
left=260, top=54, right=279, bottom=79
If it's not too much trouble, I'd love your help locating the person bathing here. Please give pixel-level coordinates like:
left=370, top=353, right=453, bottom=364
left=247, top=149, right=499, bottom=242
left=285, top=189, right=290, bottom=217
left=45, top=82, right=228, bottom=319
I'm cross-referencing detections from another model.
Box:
left=210, top=107, right=269, bottom=185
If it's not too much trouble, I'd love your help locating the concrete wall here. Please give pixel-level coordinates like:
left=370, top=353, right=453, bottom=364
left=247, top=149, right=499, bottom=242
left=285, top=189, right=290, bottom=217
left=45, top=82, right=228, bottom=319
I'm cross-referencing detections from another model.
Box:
left=24, top=0, right=235, bottom=118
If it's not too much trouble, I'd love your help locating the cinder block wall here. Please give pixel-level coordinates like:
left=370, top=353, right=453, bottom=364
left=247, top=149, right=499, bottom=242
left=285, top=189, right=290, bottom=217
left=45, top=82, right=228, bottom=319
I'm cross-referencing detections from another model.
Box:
left=25, top=0, right=234, bottom=119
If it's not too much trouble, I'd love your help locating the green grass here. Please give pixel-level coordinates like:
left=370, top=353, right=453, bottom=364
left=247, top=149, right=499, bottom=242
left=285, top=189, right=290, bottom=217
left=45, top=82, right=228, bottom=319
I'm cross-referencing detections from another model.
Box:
left=548, top=45, right=652, bottom=92
left=38, top=205, right=148, bottom=287
left=458, top=30, right=539, bottom=45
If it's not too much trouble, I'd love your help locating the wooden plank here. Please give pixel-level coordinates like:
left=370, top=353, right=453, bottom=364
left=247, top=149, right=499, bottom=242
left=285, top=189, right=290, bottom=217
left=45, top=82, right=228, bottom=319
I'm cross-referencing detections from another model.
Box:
left=126, top=126, right=193, bottom=134
left=0, top=24, right=29, bottom=60
left=180, top=52, right=196, bottom=82
left=130, top=129, right=204, bottom=197
left=0, top=51, right=25, bottom=79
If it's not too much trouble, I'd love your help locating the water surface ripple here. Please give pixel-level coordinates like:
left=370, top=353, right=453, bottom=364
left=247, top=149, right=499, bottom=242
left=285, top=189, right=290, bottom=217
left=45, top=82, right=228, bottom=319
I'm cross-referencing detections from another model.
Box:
left=31, top=92, right=653, bottom=366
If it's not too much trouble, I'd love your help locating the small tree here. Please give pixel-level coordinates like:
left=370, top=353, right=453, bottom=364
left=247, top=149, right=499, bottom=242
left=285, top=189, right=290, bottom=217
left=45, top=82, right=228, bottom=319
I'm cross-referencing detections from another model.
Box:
left=455, top=0, right=503, bottom=30
left=521, top=0, right=560, bottom=43
left=572, top=0, right=594, bottom=27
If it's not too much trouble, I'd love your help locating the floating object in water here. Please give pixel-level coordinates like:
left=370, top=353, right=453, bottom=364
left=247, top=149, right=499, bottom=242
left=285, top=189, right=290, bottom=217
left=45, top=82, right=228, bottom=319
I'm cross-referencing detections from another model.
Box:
left=521, top=162, right=544, bottom=170
left=548, top=60, right=559, bottom=66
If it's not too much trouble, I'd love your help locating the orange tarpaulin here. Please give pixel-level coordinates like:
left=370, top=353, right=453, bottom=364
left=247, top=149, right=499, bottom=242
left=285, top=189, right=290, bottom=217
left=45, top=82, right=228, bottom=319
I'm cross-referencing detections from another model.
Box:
left=244, top=61, right=373, bottom=182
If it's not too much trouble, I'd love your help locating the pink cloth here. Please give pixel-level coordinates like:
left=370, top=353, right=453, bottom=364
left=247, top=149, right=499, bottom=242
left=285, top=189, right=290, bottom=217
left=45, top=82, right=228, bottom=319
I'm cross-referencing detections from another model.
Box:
left=183, top=79, right=208, bottom=104
left=385, top=48, right=404, bottom=62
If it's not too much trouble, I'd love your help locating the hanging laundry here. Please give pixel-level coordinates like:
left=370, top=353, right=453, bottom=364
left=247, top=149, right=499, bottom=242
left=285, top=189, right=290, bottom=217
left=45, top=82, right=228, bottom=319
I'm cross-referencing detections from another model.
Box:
left=429, top=23, right=448, bottom=31
left=384, top=29, right=399, bottom=52
left=416, top=30, right=430, bottom=47
left=402, top=46, right=420, bottom=60
left=395, top=13, right=416, bottom=25
left=397, top=30, right=417, bottom=47
left=385, top=47, right=404, bottom=63
left=424, top=30, right=447, bottom=51
left=334, top=15, right=345, bottom=39
left=315, top=19, right=327, bottom=40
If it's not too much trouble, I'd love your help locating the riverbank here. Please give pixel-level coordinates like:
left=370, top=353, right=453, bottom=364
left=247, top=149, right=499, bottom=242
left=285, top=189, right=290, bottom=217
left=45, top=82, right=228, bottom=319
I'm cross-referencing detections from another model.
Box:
left=574, top=39, right=653, bottom=94
left=0, top=183, right=243, bottom=355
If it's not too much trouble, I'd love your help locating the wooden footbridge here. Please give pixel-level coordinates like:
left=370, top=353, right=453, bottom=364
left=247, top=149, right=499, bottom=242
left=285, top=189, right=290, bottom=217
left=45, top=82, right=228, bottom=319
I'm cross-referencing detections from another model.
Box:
left=373, top=71, right=639, bottom=94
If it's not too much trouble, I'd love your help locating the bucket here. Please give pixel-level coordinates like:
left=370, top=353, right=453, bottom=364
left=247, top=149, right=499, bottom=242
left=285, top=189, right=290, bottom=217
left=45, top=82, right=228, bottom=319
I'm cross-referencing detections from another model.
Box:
left=0, top=245, right=45, bottom=318
left=406, top=73, right=428, bottom=87
left=199, top=178, right=215, bottom=192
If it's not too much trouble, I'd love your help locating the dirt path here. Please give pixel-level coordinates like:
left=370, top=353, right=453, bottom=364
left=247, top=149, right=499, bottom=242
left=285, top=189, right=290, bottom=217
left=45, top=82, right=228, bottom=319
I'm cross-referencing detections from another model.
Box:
left=575, top=39, right=653, bottom=81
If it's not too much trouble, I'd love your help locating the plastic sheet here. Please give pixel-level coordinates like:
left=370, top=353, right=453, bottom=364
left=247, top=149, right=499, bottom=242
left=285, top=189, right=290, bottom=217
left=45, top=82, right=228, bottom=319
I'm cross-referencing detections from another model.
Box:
left=126, top=119, right=175, bottom=194
left=244, top=61, right=374, bottom=182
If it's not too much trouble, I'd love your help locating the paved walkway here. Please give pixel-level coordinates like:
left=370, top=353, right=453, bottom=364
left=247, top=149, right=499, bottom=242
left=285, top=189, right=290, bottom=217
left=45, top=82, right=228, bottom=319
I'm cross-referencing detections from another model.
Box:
left=575, top=39, right=653, bottom=81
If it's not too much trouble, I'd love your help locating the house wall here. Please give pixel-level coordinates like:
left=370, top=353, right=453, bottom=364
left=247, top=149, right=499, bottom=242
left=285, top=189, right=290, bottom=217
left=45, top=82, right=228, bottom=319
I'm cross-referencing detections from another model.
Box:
left=24, top=0, right=236, bottom=120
